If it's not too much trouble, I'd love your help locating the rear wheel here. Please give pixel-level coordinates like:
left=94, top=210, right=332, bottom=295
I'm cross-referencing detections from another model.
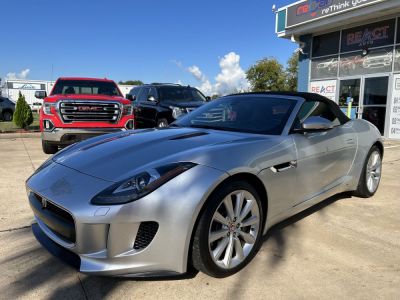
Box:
left=191, top=181, right=264, bottom=278
left=2, top=110, right=13, bottom=121
left=354, top=145, right=382, bottom=198
left=42, top=141, right=58, bottom=154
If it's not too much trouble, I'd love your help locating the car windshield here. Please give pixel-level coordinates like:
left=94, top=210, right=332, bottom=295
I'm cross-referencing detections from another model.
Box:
left=158, top=87, right=206, bottom=102
left=174, top=95, right=296, bottom=135
left=51, top=80, right=121, bottom=96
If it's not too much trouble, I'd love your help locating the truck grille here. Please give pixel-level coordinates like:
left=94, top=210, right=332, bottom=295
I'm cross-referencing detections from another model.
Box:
left=59, top=100, right=121, bottom=123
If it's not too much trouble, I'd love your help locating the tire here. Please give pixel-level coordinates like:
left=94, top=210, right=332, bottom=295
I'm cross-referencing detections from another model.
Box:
left=2, top=110, right=13, bottom=121
left=42, top=141, right=58, bottom=154
left=157, top=118, right=168, bottom=128
left=191, top=180, right=264, bottom=278
left=353, top=145, right=382, bottom=198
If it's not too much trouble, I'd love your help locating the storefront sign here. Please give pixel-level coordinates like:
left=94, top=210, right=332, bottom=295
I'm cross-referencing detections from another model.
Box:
left=286, top=0, right=384, bottom=28
left=11, top=82, right=43, bottom=90
left=341, top=19, right=395, bottom=52
left=389, top=75, right=400, bottom=139
left=309, top=80, right=337, bottom=101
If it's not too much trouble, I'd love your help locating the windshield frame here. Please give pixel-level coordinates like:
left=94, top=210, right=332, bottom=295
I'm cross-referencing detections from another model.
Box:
left=51, top=79, right=122, bottom=97
left=174, top=94, right=304, bottom=136
left=158, top=86, right=207, bottom=103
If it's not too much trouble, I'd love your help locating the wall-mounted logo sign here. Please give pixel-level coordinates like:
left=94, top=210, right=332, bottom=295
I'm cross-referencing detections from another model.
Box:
left=341, top=19, right=395, bottom=52
left=286, top=0, right=384, bottom=28
left=309, top=80, right=337, bottom=101
left=12, top=82, right=44, bottom=90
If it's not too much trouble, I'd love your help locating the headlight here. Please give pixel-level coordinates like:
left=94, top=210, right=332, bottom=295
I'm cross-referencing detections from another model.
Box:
left=91, top=162, right=196, bottom=205
left=171, top=106, right=185, bottom=119
left=122, top=104, right=133, bottom=115
left=43, top=103, right=56, bottom=115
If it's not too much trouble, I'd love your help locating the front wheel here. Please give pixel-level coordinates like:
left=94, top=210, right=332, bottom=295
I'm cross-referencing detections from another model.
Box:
left=354, top=145, right=382, bottom=198
left=191, top=181, right=264, bottom=278
left=42, top=141, right=58, bottom=154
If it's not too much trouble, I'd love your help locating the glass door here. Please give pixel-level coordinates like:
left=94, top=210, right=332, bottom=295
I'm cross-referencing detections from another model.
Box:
left=339, top=79, right=361, bottom=119
left=361, top=76, right=389, bottom=135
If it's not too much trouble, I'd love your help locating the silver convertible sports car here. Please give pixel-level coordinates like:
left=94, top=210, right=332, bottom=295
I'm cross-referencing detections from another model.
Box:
left=27, top=92, right=383, bottom=278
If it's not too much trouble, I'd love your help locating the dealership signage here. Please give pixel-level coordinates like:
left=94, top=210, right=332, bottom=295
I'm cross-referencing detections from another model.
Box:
left=341, top=19, right=395, bottom=52
left=309, top=80, right=337, bottom=101
left=389, top=75, right=400, bottom=139
left=286, top=0, right=385, bottom=28
left=11, top=82, right=43, bottom=90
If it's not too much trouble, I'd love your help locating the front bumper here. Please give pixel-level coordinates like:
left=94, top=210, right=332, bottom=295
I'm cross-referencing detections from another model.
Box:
left=26, top=161, right=227, bottom=276
left=42, top=127, right=126, bottom=145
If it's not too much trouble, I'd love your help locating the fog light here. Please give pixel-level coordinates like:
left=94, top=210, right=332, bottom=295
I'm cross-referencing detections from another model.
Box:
left=43, top=120, right=54, bottom=131
left=125, top=119, right=134, bottom=130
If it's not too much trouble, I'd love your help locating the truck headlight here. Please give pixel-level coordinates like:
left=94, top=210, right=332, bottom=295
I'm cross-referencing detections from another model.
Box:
left=122, top=104, right=133, bottom=115
left=91, top=162, right=196, bottom=205
left=43, top=103, right=56, bottom=115
left=170, top=106, right=185, bottom=119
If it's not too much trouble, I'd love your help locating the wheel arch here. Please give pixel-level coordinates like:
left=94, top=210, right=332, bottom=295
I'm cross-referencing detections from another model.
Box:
left=186, top=172, right=268, bottom=271
left=373, top=140, right=384, bottom=157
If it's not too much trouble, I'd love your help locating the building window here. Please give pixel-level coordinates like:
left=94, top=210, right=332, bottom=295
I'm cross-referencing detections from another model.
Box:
left=341, top=19, right=396, bottom=53
left=339, top=47, right=393, bottom=76
left=311, top=56, right=338, bottom=80
left=312, top=31, right=340, bottom=58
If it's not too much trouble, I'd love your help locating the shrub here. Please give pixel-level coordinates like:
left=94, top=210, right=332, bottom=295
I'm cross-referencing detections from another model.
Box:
left=13, top=92, right=33, bottom=129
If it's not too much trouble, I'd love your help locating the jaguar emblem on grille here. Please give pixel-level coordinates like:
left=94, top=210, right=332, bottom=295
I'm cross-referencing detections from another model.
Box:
left=41, top=198, right=47, bottom=209
left=77, top=106, right=103, bottom=112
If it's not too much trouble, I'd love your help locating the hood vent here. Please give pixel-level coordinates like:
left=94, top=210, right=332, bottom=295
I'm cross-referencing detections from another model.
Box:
left=169, top=131, right=209, bottom=140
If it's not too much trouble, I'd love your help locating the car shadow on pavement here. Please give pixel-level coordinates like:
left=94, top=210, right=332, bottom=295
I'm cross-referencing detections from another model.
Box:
left=228, top=192, right=353, bottom=300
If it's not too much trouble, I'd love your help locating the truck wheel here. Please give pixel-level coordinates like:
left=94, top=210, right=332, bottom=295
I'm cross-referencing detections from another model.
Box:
left=157, top=118, right=168, bottom=128
left=42, top=141, right=58, bottom=154
left=2, top=110, right=13, bottom=121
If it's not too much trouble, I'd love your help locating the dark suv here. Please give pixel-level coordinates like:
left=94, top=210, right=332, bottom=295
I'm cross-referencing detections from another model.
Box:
left=0, top=96, right=15, bottom=121
left=127, top=83, right=208, bottom=128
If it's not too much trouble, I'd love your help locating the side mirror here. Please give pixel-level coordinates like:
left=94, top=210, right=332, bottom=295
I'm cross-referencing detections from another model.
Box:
left=301, top=116, right=334, bottom=131
left=205, top=96, right=211, bottom=102
left=126, top=94, right=134, bottom=101
left=148, top=95, right=157, bottom=102
left=35, top=91, right=47, bottom=99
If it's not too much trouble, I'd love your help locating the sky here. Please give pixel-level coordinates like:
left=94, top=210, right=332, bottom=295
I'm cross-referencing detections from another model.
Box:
left=1, top=0, right=296, bottom=95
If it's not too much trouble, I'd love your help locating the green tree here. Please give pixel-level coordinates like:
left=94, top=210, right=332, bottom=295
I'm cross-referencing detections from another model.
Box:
left=246, top=58, right=286, bottom=92
left=13, top=92, right=33, bottom=129
left=285, top=52, right=299, bottom=92
left=118, top=80, right=144, bottom=86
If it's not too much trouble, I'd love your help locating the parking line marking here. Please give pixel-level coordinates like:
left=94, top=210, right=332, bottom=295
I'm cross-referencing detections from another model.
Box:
left=385, top=145, right=400, bottom=149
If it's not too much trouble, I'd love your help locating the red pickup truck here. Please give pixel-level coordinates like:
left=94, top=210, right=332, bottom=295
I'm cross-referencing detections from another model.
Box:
left=35, top=77, right=134, bottom=154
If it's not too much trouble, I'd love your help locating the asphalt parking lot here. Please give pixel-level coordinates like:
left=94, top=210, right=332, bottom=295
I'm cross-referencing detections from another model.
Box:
left=0, top=133, right=399, bottom=300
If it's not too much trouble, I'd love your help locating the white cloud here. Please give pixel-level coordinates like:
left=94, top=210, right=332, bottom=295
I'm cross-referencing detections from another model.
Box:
left=6, top=68, right=30, bottom=80
left=186, top=52, right=249, bottom=96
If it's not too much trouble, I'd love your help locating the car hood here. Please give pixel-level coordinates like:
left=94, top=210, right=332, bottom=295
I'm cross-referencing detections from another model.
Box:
left=52, top=128, right=266, bottom=182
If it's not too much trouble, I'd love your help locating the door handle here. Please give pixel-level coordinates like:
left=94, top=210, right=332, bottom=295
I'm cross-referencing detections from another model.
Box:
left=270, top=160, right=297, bottom=173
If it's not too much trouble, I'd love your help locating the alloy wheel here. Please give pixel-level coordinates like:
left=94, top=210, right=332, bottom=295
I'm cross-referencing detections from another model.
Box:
left=208, top=190, right=260, bottom=270
left=366, top=150, right=382, bottom=194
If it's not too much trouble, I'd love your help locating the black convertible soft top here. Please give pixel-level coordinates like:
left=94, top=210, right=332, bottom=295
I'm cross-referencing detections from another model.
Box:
left=229, top=91, right=350, bottom=124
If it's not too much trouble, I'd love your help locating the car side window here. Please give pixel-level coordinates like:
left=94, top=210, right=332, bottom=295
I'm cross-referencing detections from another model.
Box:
left=137, top=87, right=149, bottom=103
left=294, top=100, right=341, bottom=129
left=130, top=87, right=141, bottom=101
left=148, top=87, right=158, bottom=101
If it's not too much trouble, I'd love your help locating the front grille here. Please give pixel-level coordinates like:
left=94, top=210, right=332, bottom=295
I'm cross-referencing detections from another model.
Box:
left=133, top=222, right=159, bottom=250
left=31, top=193, right=76, bottom=243
left=59, top=100, right=121, bottom=123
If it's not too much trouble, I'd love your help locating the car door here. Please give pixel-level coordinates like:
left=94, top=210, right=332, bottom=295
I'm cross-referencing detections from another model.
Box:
left=292, top=100, right=357, bottom=204
left=140, top=87, right=159, bottom=127
left=134, top=87, right=149, bottom=128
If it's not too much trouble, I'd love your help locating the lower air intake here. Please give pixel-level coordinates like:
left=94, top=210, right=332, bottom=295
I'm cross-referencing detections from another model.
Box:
left=133, top=222, right=159, bottom=250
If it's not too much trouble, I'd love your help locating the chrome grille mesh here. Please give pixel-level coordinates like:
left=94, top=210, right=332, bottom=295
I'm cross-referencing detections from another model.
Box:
left=59, top=100, right=121, bottom=123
